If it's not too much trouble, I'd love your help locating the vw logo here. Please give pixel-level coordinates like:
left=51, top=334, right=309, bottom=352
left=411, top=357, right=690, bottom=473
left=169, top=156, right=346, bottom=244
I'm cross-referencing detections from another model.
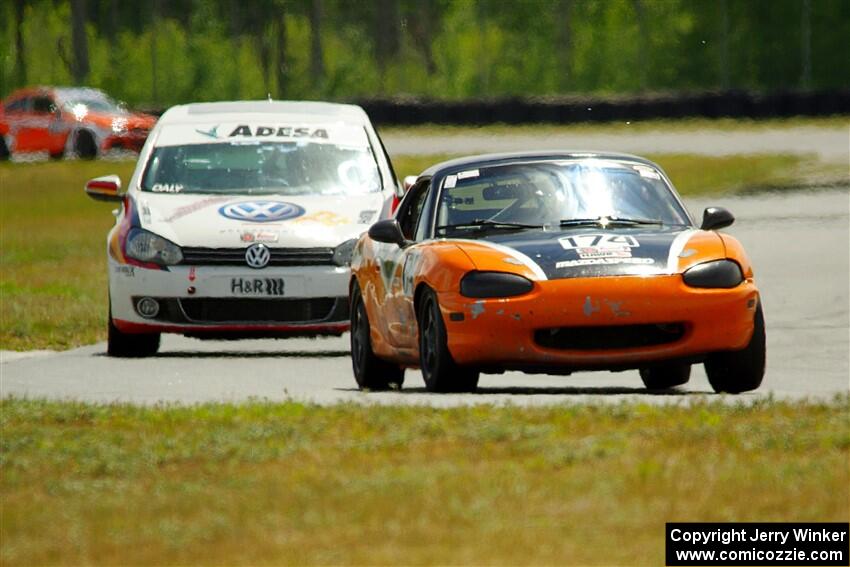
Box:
left=219, top=201, right=305, bottom=223
left=245, top=243, right=271, bottom=269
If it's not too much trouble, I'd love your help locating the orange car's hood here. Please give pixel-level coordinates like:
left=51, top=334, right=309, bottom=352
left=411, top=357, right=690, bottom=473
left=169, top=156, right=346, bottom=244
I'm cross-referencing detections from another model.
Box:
left=79, top=111, right=156, bottom=130
left=452, top=226, right=724, bottom=280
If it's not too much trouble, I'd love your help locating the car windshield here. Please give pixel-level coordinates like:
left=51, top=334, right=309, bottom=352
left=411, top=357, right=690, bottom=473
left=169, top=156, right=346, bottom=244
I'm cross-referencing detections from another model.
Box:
left=58, top=90, right=124, bottom=114
left=141, top=140, right=382, bottom=196
left=436, top=159, right=691, bottom=232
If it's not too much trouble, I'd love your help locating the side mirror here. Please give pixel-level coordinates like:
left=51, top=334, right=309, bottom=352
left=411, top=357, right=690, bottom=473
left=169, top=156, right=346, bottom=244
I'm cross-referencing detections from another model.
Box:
left=85, top=175, right=124, bottom=202
left=700, top=206, right=734, bottom=231
left=402, top=176, right=417, bottom=192
left=368, top=219, right=406, bottom=247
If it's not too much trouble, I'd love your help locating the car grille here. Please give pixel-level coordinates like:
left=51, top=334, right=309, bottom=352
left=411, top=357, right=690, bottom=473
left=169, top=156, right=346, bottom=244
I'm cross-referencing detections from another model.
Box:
left=534, top=323, right=686, bottom=350
left=177, top=297, right=341, bottom=323
left=181, top=247, right=335, bottom=267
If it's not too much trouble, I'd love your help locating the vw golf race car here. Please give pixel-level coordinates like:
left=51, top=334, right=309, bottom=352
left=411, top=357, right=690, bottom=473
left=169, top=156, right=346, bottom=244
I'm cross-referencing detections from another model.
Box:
left=350, top=152, right=765, bottom=393
left=87, top=101, right=400, bottom=356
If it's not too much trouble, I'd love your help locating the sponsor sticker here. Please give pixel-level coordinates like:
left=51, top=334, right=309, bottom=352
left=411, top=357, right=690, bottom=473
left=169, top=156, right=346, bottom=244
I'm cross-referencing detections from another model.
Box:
left=151, top=183, right=184, bottom=193
left=113, top=265, right=135, bottom=277
left=633, top=165, right=662, bottom=180
left=294, top=211, right=350, bottom=226
left=556, top=257, right=655, bottom=269
left=158, top=122, right=369, bottom=148
left=165, top=196, right=230, bottom=222
left=240, top=229, right=280, bottom=243
left=560, top=234, right=640, bottom=250
left=230, top=277, right=285, bottom=296
left=457, top=169, right=480, bottom=180
left=358, top=210, right=378, bottom=224
left=444, top=175, right=458, bottom=189
left=577, top=246, right=632, bottom=259
left=195, top=125, right=220, bottom=139
left=228, top=125, right=329, bottom=139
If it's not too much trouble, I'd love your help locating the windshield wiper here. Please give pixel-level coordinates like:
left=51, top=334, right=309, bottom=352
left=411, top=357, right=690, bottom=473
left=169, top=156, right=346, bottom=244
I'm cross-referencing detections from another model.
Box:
left=559, top=216, right=664, bottom=227
left=436, top=219, right=543, bottom=233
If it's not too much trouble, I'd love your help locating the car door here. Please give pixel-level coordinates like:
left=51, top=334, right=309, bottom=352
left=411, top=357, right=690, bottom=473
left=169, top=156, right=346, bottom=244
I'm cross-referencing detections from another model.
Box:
left=15, top=95, right=62, bottom=153
left=37, top=95, right=69, bottom=154
left=382, top=178, right=432, bottom=350
left=3, top=96, right=33, bottom=152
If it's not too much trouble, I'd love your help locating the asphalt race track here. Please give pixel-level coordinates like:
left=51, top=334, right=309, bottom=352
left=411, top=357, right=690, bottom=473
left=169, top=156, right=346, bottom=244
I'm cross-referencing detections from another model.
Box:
left=2, top=188, right=847, bottom=406
left=383, top=125, right=850, bottom=161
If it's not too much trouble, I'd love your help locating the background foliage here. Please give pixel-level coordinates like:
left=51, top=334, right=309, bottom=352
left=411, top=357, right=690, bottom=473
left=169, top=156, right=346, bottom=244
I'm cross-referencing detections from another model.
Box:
left=2, top=0, right=849, bottom=107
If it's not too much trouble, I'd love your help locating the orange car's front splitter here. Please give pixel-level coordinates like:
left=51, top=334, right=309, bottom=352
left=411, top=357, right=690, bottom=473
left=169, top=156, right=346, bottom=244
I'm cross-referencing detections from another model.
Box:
left=437, top=274, right=759, bottom=370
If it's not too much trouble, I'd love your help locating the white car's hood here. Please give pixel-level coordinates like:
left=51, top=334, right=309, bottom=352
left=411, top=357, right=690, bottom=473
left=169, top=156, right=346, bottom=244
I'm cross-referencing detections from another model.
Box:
left=135, top=191, right=386, bottom=248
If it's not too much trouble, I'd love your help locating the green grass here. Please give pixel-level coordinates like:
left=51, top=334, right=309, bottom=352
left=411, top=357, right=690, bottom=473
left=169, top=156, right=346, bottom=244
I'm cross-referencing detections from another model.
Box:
left=1, top=397, right=847, bottom=565
left=0, top=151, right=840, bottom=350
left=0, top=161, right=136, bottom=351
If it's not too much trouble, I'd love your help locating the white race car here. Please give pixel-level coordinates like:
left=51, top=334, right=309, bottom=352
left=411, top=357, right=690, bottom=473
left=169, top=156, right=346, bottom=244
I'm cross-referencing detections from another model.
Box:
left=85, top=101, right=400, bottom=357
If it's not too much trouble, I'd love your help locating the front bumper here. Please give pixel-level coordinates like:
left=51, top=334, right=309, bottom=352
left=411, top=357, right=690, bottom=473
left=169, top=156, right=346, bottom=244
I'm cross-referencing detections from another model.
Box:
left=109, top=261, right=351, bottom=336
left=438, top=274, right=759, bottom=370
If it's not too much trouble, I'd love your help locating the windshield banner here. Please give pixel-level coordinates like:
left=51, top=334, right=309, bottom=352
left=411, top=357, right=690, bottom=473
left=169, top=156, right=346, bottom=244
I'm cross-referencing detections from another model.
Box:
left=157, top=123, right=370, bottom=148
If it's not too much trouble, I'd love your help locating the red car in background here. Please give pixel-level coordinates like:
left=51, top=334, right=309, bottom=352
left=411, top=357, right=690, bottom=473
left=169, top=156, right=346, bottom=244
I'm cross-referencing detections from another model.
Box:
left=0, top=86, right=156, bottom=160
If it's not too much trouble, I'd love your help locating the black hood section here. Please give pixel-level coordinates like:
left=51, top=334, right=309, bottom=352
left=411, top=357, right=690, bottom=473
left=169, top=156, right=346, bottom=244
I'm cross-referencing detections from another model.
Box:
left=482, top=226, right=690, bottom=279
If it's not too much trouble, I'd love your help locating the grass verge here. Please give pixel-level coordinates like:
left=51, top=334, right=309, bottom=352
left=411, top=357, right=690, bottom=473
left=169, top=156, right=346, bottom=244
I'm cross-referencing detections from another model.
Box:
left=0, top=152, right=839, bottom=350
left=1, top=161, right=136, bottom=351
left=1, top=397, right=848, bottom=565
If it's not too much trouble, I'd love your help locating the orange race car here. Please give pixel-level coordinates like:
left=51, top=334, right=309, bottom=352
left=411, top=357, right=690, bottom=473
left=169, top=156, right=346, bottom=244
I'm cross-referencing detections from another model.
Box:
left=0, top=86, right=156, bottom=160
left=349, top=152, right=765, bottom=393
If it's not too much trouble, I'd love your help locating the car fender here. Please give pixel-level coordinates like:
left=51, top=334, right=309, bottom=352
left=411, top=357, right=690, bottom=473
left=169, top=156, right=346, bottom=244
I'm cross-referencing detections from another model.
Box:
left=411, top=242, right=479, bottom=294
left=438, top=239, right=547, bottom=282
left=718, top=232, right=755, bottom=280
left=667, top=230, right=727, bottom=274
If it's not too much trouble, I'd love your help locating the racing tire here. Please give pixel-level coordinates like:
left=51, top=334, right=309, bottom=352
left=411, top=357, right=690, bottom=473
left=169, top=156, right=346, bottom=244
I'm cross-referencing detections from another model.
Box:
left=74, top=130, right=98, bottom=160
left=0, top=136, right=9, bottom=160
left=704, top=303, right=766, bottom=394
left=639, top=363, right=691, bottom=390
left=107, top=314, right=160, bottom=358
left=350, top=284, right=404, bottom=391
left=418, top=288, right=479, bottom=393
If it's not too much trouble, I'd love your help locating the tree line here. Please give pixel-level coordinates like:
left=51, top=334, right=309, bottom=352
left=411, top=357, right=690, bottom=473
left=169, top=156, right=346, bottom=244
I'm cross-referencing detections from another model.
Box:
left=2, top=0, right=848, bottom=107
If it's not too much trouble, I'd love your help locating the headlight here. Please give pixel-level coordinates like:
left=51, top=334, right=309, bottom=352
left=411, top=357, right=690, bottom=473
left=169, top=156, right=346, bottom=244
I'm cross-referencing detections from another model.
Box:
left=460, top=271, right=533, bottom=298
left=332, top=238, right=358, bottom=266
left=111, top=117, right=128, bottom=133
left=682, top=259, right=743, bottom=288
left=125, top=228, right=183, bottom=265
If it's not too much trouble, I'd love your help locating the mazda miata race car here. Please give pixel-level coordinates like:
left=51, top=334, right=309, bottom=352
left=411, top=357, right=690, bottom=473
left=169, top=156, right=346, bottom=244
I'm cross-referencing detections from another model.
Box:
left=349, top=152, right=765, bottom=393
left=86, top=101, right=400, bottom=356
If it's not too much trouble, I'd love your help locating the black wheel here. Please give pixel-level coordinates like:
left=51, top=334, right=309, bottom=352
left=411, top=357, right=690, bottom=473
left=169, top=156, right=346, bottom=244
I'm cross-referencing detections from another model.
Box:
left=350, top=284, right=404, bottom=391
left=74, top=130, right=98, bottom=159
left=107, top=314, right=160, bottom=357
left=418, top=288, right=479, bottom=393
left=705, top=303, right=766, bottom=394
left=0, top=136, right=9, bottom=160
left=639, top=363, right=691, bottom=389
